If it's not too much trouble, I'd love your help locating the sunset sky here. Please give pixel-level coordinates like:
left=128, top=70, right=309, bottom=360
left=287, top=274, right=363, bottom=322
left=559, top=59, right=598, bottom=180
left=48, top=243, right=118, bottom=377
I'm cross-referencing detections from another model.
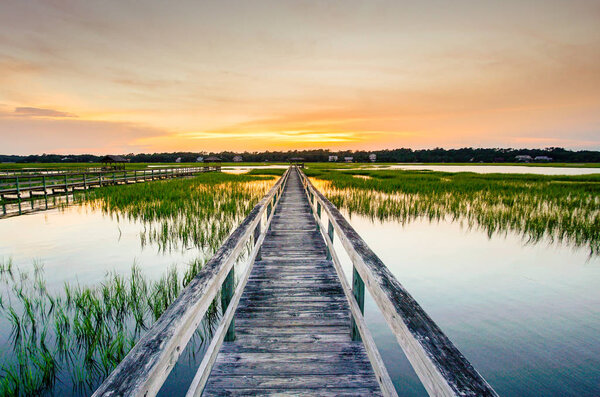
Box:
left=1, top=0, right=599, bottom=154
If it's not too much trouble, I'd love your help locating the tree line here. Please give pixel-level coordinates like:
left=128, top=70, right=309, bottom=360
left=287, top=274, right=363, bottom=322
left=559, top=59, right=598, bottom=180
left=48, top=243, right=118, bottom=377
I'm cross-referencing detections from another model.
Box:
left=1, top=147, right=599, bottom=163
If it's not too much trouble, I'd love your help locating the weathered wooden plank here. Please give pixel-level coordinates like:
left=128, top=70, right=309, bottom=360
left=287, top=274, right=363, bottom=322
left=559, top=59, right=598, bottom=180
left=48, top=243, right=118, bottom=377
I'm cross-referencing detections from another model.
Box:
left=209, top=362, right=375, bottom=377
left=203, top=373, right=379, bottom=389
left=220, top=341, right=362, bottom=353
left=202, top=387, right=383, bottom=396
left=234, top=326, right=350, bottom=336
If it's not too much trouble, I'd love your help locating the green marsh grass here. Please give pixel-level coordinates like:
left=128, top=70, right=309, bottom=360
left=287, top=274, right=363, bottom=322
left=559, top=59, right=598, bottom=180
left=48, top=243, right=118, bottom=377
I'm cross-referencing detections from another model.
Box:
left=0, top=172, right=277, bottom=395
left=0, top=259, right=219, bottom=396
left=305, top=169, right=600, bottom=255
left=75, top=172, right=275, bottom=252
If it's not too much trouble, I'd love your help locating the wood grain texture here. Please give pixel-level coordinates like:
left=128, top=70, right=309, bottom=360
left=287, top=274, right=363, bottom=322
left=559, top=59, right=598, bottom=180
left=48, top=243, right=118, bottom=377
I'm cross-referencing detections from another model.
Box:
left=203, top=168, right=382, bottom=396
left=299, top=169, right=497, bottom=397
left=92, top=169, right=290, bottom=397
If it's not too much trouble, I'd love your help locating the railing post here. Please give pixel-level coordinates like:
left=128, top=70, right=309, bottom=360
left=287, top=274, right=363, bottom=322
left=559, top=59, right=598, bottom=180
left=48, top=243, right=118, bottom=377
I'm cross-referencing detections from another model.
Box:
left=317, top=201, right=322, bottom=218
left=43, top=176, right=48, bottom=209
left=152, top=169, right=154, bottom=181
left=221, top=267, right=235, bottom=341
left=326, top=219, right=334, bottom=259
left=16, top=176, right=21, bottom=215
left=254, top=222, right=262, bottom=261
left=351, top=267, right=365, bottom=341
left=99, top=174, right=103, bottom=187
left=64, top=174, right=68, bottom=192
left=83, top=173, right=87, bottom=190
left=267, top=202, right=272, bottom=218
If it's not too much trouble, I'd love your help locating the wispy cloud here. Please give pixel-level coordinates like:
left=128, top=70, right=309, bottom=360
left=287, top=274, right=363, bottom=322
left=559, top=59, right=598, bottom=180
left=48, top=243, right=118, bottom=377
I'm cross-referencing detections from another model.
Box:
left=14, top=107, right=77, bottom=118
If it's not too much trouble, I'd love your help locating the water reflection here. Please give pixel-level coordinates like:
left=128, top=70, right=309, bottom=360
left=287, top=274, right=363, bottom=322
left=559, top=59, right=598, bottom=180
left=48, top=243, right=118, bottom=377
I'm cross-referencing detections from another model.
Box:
left=0, top=175, right=274, bottom=396
left=334, top=211, right=600, bottom=396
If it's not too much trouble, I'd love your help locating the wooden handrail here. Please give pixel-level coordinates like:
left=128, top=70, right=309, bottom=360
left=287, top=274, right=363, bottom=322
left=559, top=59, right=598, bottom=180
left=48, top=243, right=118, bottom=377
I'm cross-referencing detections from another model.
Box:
left=297, top=169, right=497, bottom=397
left=92, top=168, right=290, bottom=397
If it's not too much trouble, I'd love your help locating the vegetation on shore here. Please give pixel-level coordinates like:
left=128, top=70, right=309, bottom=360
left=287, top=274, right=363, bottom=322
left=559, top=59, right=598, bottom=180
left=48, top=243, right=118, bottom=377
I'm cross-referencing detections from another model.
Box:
left=305, top=168, right=600, bottom=255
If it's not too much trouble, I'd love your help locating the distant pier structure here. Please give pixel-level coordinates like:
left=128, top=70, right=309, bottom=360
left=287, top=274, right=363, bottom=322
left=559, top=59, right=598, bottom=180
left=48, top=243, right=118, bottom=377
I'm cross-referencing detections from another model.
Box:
left=100, top=155, right=128, bottom=170
left=288, top=157, right=305, bottom=168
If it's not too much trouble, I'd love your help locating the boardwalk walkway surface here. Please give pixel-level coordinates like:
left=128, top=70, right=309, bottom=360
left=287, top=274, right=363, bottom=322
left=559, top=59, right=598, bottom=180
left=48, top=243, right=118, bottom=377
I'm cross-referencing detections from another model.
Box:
left=203, top=169, right=382, bottom=396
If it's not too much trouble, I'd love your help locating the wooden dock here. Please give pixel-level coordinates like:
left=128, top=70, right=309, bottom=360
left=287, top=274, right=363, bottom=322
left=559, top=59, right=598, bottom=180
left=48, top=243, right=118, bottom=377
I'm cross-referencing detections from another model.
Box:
left=0, top=166, right=217, bottom=217
left=203, top=169, right=381, bottom=395
left=93, top=167, right=497, bottom=397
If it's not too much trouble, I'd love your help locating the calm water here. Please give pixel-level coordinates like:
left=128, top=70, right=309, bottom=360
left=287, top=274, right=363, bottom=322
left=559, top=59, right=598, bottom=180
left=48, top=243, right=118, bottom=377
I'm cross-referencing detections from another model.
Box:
left=0, top=205, right=217, bottom=396
left=1, top=178, right=599, bottom=395
left=379, top=164, right=600, bottom=175
left=329, top=212, right=600, bottom=396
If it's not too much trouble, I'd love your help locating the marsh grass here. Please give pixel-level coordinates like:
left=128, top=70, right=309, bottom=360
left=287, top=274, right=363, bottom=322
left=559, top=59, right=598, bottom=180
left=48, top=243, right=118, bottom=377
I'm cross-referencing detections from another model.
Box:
left=306, top=169, right=600, bottom=255
left=0, top=172, right=277, bottom=395
left=0, top=258, right=220, bottom=396
left=73, top=173, right=275, bottom=252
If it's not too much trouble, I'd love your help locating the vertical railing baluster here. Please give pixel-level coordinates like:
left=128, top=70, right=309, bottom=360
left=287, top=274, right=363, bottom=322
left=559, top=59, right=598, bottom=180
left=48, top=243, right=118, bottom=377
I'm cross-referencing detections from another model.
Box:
left=351, top=267, right=365, bottom=341
left=254, top=222, right=262, bottom=261
left=326, top=219, right=334, bottom=259
left=16, top=176, right=21, bottom=215
left=317, top=202, right=322, bottom=218
left=43, top=176, right=48, bottom=209
left=221, top=267, right=235, bottom=341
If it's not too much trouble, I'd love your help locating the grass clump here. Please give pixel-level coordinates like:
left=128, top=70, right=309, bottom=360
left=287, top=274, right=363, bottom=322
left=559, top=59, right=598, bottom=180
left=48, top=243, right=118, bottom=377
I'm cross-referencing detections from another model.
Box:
left=305, top=169, right=600, bottom=255
left=0, top=259, right=219, bottom=396
left=75, top=172, right=275, bottom=252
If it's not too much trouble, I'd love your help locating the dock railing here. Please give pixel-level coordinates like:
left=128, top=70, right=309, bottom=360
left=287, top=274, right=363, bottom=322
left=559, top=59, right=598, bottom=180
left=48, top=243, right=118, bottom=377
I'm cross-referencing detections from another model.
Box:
left=92, top=167, right=290, bottom=397
left=297, top=168, right=497, bottom=397
left=0, top=167, right=216, bottom=216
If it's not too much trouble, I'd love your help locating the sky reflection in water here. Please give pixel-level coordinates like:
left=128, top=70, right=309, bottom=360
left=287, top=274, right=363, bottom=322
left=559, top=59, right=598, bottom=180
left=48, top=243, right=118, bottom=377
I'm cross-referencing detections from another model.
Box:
left=335, top=212, right=600, bottom=396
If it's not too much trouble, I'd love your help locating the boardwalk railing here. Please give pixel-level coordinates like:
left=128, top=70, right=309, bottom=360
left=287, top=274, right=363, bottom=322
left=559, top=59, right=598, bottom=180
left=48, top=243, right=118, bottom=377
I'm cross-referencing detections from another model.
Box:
left=92, top=168, right=290, bottom=397
left=0, top=167, right=217, bottom=216
left=297, top=168, right=497, bottom=397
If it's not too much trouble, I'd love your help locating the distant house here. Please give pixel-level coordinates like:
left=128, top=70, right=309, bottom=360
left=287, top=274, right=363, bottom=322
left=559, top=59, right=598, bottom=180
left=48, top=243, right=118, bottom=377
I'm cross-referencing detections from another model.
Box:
left=515, top=155, right=533, bottom=162
left=196, top=156, right=204, bottom=162
left=175, top=157, right=182, bottom=163
left=344, top=157, right=353, bottom=163
left=328, top=155, right=338, bottom=162
left=233, top=156, right=243, bottom=162
left=369, top=154, right=376, bottom=162
left=534, top=156, right=552, bottom=162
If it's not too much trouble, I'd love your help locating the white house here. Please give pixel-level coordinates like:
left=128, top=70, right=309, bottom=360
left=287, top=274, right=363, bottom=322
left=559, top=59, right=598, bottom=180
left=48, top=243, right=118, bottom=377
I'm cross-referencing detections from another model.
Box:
left=233, top=156, right=243, bottom=162
left=196, top=156, right=204, bottom=162
left=369, top=153, right=376, bottom=162
left=328, top=155, right=338, bottom=162
left=515, top=155, right=533, bottom=162
left=534, top=156, right=552, bottom=162
left=175, top=157, right=182, bottom=163
left=344, top=156, right=353, bottom=163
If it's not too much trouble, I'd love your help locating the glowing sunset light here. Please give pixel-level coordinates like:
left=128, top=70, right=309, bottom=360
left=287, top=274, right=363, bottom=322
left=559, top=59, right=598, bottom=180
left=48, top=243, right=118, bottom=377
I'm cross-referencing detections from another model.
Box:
left=0, top=0, right=599, bottom=154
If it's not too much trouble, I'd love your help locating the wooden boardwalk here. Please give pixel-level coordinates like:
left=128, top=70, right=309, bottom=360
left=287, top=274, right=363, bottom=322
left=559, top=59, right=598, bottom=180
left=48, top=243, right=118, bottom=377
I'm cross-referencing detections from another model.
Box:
left=93, top=166, right=496, bottom=397
left=203, top=169, right=382, bottom=396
